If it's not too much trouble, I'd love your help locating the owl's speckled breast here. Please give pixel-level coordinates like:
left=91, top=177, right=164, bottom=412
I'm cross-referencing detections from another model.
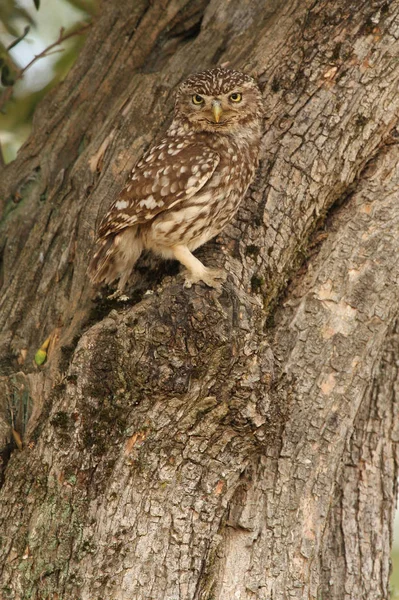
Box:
left=144, top=132, right=259, bottom=253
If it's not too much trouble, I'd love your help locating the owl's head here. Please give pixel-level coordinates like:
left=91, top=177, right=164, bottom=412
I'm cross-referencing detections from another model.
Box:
left=174, top=67, right=264, bottom=135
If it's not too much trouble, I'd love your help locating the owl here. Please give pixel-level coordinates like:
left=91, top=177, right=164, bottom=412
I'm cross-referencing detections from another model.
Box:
left=89, top=67, right=264, bottom=293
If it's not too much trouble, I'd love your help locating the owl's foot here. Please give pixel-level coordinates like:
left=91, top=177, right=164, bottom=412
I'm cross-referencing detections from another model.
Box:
left=183, top=267, right=226, bottom=291
left=107, top=289, right=122, bottom=300
left=170, top=245, right=226, bottom=291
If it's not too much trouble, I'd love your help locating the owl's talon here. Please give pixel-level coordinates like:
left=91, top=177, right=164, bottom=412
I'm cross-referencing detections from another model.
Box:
left=107, top=290, right=122, bottom=300
left=107, top=290, right=129, bottom=301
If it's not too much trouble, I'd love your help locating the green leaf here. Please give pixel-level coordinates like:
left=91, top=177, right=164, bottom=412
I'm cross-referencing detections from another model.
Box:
left=0, top=40, right=19, bottom=76
left=34, top=348, right=47, bottom=366
left=7, top=25, right=30, bottom=51
left=34, top=335, right=50, bottom=366
left=1, top=65, right=15, bottom=87
left=33, top=0, right=40, bottom=9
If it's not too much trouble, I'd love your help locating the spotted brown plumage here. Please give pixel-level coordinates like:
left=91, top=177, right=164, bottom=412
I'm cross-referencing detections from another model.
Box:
left=89, top=67, right=264, bottom=292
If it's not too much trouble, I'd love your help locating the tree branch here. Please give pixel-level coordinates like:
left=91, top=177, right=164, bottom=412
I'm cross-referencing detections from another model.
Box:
left=0, top=23, right=91, bottom=114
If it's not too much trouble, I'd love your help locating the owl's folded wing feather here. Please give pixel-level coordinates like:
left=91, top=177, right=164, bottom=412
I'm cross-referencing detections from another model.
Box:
left=97, top=138, right=220, bottom=239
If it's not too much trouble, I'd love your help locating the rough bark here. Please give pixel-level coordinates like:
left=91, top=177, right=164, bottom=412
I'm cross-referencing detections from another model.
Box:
left=0, top=0, right=399, bottom=599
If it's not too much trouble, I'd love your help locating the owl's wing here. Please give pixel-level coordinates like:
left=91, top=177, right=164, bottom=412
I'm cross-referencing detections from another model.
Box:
left=98, top=138, right=220, bottom=238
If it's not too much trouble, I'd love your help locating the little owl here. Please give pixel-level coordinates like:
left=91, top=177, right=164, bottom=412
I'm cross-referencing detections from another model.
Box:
left=89, top=67, right=263, bottom=292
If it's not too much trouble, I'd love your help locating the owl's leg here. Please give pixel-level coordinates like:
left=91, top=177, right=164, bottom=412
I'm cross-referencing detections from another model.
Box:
left=171, top=245, right=226, bottom=290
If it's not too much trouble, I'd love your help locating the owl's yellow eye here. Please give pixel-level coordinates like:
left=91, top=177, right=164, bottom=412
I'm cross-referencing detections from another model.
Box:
left=192, top=94, right=205, bottom=105
left=229, top=92, right=242, bottom=102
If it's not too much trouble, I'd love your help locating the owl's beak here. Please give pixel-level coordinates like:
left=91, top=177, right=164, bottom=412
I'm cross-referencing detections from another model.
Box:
left=211, top=100, right=223, bottom=123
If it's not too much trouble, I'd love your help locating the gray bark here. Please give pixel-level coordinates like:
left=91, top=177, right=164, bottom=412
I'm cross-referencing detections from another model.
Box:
left=0, top=0, right=399, bottom=598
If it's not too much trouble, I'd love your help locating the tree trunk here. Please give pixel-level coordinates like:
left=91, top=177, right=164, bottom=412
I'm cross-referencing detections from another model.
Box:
left=1, top=1, right=399, bottom=598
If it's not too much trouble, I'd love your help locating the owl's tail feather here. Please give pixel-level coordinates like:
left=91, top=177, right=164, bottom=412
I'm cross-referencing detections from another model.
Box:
left=89, top=226, right=143, bottom=291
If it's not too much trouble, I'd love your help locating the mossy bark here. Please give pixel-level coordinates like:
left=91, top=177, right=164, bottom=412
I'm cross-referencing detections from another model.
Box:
left=0, top=0, right=399, bottom=598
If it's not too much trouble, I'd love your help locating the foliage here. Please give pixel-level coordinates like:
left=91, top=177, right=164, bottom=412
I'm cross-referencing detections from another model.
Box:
left=0, top=0, right=97, bottom=163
